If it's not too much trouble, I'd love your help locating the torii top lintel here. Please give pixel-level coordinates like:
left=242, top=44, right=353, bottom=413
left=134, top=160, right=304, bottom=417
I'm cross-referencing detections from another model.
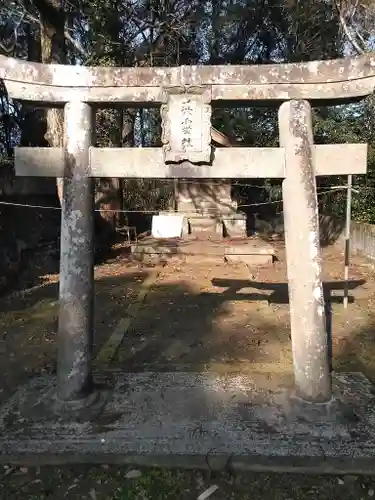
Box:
left=1, top=54, right=375, bottom=106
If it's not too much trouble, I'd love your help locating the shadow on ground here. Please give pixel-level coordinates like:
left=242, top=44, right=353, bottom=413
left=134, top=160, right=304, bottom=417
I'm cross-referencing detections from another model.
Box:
left=210, top=278, right=365, bottom=304
left=110, top=275, right=367, bottom=375
left=0, top=264, right=373, bottom=404
left=0, top=264, right=151, bottom=402
left=0, top=220, right=132, bottom=298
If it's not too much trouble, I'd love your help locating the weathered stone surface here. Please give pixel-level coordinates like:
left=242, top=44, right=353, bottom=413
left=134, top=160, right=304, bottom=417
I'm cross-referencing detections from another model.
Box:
left=0, top=54, right=374, bottom=87
left=3, top=52, right=371, bottom=427
left=161, top=87, right=212, bottom=163
left=279, top=100, right=331, bottom=403
left=2, top=81, right=164, bottom=106
left=14, top=144, right=367, bottom=178
left=223, top=217, right=247, bottom=238
left=211, top=80, right=375, bottom=103
left=130, top=236, right=274, bottom=264
left=224, top=241, right=275, bottom=255
left=2, top=54, right=375, bottom=105
left=313, top=143, right=367, bottom=175
left=176, top=179, right=236, bottom=227
left=188, top=217, right=221, bottom=234
left=0, top=371, right=375, bottom=474
left=89, top=147, right=285, bottom=179
left=57, top=101, right=95, bottom=403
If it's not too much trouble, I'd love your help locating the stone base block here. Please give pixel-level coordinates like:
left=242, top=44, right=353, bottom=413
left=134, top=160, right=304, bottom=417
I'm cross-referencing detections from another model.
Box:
left=156, top=212, right=190, bottom=235
left=223, top=217, right=247, bottom=238
left=1, top=371, right=375, bottom=474
left=225, top=241, right=274, bottom=265
left=130, top=237, right=275, bottom=265
left=188, top=217, right=221, bottom=234
left=225, top=242, right=274, bottom=255
left=225, top=254, right=273, bottom=265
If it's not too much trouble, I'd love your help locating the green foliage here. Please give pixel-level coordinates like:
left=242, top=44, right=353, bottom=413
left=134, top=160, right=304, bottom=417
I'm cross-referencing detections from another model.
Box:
left=1, top=0, right=375, bottom=222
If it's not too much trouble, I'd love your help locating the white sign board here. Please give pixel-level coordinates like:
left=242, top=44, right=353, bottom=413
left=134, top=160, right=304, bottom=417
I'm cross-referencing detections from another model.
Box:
left=151, top=215, right=184, bottom=239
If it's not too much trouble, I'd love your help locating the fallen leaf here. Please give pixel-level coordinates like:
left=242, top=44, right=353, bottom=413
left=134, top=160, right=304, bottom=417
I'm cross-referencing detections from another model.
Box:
left=125, top=469, right=142, bottom=479
left=89, top=488, right=97, bottom=500
left=197, top=484, right=219, bottom=500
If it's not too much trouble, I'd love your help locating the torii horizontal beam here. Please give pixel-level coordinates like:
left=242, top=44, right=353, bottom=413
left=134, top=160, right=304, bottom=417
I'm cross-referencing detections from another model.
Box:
left=1, top=54, right=375, bottom=105
left=14, top=143, right=367, bottom=178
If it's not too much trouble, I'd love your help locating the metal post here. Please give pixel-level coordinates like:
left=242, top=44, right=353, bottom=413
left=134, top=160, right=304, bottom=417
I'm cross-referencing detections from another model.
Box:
left=343, top=174, right=352, bottom=309
left=279, top=100, right=331, bottom=403
left=56, top=100, right=95, bottom=404
left=174, top=179, right=178, bottom=212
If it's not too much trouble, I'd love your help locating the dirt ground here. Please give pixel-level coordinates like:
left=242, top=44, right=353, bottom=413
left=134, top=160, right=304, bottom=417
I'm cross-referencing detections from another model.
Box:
left=114, top=243, right=375, bottom=380
left=2, top=465, right=375, bottom=500
left=1, top=240, right=375, bottom=499
left=0, top=247, right=153, bottom=404
left=3, top=240, right=373, bottom=391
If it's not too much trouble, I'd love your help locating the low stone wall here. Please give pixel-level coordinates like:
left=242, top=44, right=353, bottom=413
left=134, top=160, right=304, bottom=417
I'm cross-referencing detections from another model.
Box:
left=346, top=220, right=375, bottom=260
left=319, top=214, right=375, bottom=260
left=253, top=212, right=375, bottom=260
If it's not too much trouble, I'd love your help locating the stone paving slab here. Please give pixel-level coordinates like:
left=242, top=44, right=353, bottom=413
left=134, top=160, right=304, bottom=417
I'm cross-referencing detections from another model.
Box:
left=0, top=371, right=374, bottom=474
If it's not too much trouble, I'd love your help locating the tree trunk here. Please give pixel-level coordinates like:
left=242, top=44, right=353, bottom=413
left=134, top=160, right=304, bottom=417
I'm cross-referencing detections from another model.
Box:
left=18, top=21, right=52, bottom=197
left=118, top=109, right=136, bottom=225
left=38, top=0, right=66, bottom=204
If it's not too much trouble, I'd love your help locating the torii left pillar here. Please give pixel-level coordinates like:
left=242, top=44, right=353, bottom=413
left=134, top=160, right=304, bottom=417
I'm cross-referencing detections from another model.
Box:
left=55, top=101, right=95, bottom=407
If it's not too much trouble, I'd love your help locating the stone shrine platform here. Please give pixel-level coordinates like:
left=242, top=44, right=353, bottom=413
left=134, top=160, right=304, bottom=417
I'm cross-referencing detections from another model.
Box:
left=130, top=234, right=275, bottom=265
left=1, top=371, right=375, bottom=474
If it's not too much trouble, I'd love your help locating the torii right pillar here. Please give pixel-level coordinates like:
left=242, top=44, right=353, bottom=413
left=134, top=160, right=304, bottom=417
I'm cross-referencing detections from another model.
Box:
left=279, top=100, right=331, bottom=403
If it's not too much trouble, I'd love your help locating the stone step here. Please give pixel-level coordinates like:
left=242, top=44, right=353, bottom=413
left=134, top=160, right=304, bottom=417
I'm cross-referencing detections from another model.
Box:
left=2, top=371, right=370, bottom=472
left=130, top=237, right=275, bottom=265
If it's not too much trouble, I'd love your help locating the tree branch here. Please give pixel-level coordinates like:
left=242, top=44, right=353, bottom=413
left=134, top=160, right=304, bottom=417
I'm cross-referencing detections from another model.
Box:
left=63, top=28, right=88, bottom=56
left=333, top=0, right=365, bottom=54
left=5, top=0, right=88, bottom=58
left=0, top=11, right=25, bottom=54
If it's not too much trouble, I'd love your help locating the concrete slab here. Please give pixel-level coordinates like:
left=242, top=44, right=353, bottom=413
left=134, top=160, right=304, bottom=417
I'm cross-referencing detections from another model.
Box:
left=225, top=254, right=273, bottom=265
left=1, top=371, right=375, bottom=474
left=224, top=242, right=275, bottom=255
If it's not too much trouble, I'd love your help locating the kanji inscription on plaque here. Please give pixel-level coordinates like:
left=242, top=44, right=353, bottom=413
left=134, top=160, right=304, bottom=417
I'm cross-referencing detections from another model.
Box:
left=161, top=87, right=212, bottom=163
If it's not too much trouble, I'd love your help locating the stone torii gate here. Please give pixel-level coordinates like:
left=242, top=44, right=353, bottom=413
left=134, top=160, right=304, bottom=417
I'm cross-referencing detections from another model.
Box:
left=0, top=55, right=369, bottom=413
